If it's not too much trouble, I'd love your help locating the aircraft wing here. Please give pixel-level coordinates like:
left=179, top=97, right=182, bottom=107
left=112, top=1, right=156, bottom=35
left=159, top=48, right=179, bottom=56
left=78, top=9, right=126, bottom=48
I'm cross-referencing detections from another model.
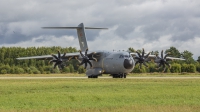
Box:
left=130, top=52, right=137, bottom=58
left=165, top=57, right=185, bottom=60
left=130, top=53, right=155, bottom=58
left=130, top=53, right=185, bottom=61
left=16, top=52, right=80, bottom=60
left=146, top=55, right=185, bottom=61
left=16, top=51, right=99, bottom=60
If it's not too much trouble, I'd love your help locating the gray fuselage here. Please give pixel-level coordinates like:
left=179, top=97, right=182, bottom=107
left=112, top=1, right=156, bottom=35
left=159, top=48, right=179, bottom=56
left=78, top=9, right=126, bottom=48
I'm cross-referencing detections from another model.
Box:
left=82, top=51, right=135, bottom=75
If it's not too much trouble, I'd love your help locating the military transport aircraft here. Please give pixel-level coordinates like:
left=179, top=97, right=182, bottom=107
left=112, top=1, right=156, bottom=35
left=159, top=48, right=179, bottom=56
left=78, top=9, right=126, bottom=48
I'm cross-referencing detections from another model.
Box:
left=17, top=23, right=185, bottom=78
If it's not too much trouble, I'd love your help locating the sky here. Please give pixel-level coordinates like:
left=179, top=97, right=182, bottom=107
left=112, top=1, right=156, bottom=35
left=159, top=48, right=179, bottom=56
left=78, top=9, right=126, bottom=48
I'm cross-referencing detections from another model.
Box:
left=0, top=0, right=200, bottom=59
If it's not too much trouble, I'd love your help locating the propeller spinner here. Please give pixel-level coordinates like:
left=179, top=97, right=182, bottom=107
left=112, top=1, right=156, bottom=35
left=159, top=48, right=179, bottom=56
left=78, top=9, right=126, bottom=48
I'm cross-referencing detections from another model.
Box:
left=49, top=51, right=66, bottom=69
left=155, top=50, right=171, bottom=72
left=78, top=48, right=97, bottom=69
left=135, top=48, right=150, bottom=69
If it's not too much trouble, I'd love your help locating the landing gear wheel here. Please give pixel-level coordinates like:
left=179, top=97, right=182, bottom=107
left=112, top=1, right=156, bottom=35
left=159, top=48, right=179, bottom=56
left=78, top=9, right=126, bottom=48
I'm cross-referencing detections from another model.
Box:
left=112, top=74, right=127, bottom=78
left=88, top=75, right=98, bottom=78
left=112, top=74, right=120, bottom=78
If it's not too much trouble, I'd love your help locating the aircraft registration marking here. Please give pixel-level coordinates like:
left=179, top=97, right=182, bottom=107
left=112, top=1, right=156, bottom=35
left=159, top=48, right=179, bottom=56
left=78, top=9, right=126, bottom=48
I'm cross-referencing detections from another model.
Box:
left=79, top=32, right=83, bottom=37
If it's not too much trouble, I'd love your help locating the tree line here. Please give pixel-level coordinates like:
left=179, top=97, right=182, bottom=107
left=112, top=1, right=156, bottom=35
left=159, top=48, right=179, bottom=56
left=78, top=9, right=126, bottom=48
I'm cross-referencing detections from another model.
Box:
left=0, top=46, right=199, bottom=74
left=0, top=46, right=85, bottom=74
left=129, top=47, right=200, bottom=73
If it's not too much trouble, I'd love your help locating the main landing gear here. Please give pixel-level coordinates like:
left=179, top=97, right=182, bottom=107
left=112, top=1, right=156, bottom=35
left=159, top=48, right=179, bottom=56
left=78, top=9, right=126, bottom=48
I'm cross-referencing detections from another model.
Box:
left=112, top=73, right=127, bottom=78
left=88, top=75, right=98, bottom=78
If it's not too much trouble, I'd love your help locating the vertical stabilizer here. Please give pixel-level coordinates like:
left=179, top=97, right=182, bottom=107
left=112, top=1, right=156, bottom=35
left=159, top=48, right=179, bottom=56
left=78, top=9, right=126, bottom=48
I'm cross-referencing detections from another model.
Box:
left=77, top=23, right=88, bottom=51
left=42, top=23, right=107, bottom=52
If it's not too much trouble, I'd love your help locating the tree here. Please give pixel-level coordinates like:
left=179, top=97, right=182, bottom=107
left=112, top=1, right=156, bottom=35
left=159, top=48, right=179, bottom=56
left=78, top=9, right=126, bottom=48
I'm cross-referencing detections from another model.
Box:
left=170, top=63, right=181, bottom=73
left=0, top=64, right=11, bottom=74
left=69, top=64, right=74, bottom=73
left=128, top=47, right=136, bottom=52
left=197, top=56, right=200, bottom=63
left=151, top=50, right=159, bottom=55
left=181, top=50, right=195, bottom=64
left=165, top=46, right=181, bottom=58
left=62, top=67, right=70, bottom=73
left=14, top=67, right=25, bottom=74
left=78, top=66, right=85, bottom=74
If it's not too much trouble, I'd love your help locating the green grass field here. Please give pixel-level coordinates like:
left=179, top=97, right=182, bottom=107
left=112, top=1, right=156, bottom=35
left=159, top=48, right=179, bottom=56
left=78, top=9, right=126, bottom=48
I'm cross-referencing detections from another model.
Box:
left=0, top=77, right=200, bottom=112
left=1, top=72, right=200, bottom=77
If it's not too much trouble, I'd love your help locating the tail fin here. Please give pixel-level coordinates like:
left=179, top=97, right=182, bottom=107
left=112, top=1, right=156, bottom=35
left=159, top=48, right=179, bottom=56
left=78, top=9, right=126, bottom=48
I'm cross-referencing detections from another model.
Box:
left=42, top=23, right=108, bottom=51
left=77, top=23, right=88, bottom=51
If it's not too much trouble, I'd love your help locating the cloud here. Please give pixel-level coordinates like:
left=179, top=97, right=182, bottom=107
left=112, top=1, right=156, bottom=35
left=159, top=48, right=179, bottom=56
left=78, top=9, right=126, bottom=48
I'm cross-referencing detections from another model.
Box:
left=0, top=35, right=79, bottom=49
left=0, top=0, right=200, bottom=59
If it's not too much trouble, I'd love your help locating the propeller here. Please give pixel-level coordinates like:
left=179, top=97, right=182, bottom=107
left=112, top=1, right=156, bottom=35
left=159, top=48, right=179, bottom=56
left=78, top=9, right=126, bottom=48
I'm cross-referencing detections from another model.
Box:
left=155, top=50, right=171, bottom=72
left=135, top=48, right=150, bottom=69
left=49, top=50, right=66, bottom=69
left=78, top=48, right=97, bottom=69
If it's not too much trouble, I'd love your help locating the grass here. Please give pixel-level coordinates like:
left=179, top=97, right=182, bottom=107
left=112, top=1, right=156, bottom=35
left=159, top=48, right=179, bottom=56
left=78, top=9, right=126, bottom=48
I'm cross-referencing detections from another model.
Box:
left=0, top=72, right=200, bottom=77
left=0, top=77, right=200, bottom=112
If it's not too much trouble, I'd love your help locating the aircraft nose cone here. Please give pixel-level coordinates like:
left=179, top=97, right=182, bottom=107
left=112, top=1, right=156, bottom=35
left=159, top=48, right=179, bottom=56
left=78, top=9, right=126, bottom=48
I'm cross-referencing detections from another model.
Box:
left=124, top=59, right=134, bottom=69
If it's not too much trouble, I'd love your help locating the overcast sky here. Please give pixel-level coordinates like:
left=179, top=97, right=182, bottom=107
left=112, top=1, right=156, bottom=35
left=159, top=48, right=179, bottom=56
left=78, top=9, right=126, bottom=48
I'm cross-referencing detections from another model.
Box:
left=0, top=0, right=200, bottom=59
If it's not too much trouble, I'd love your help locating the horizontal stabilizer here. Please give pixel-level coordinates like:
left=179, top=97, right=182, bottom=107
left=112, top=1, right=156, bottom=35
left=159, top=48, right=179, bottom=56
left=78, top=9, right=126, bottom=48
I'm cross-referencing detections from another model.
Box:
left=42, top=23, right=108, bottom=51
left=42, top=27, right=108, bottom=30
left=85, top=27, right=108, bottom=29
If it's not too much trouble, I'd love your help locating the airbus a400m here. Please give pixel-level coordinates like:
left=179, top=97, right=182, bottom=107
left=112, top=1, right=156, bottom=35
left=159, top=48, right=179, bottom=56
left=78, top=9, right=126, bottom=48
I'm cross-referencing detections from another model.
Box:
left=17, top=23, right=185, bottom=78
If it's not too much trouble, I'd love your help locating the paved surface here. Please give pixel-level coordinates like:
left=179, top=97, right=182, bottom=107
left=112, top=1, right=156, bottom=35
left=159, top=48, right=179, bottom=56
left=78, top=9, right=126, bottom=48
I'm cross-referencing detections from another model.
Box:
left=0, top=76, right=200, bottom=79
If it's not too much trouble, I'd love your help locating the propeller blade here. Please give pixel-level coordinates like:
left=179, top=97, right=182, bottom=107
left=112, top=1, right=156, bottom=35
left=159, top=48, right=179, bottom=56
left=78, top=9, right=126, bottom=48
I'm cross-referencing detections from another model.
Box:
left=135, top=61, right=139, bottom=66
left=79, top=50, right=84, bottom=57
left=54, top=63, right=58, bottom=69
left=85, top=48, right=88, bottom=56
left=143, top=62, right=148, bottom=67
left=136, top=51, right=141, bottom=58
left=158, top=63, right=162, bottom=68
left=62, top=53, right=66, bottom=58
left=156, top=50, right=171, bottom=72
left=135, top=48, right=150, bottom=68
left=58, top=51, right=61, bottom=59
left=164, top=53, right=170, bottom=59
left=165, top=61, right=171, bottom=68
left=50, top=51, right=68, bottom=69
left=139, top=63, right=142, bottom=69
left=145, top=52, right=150, bottom=58
left=161, top=50, right=163, bottom=59
left=89, top=57, right=97, bottom=62
left=58, top=64, right=61, bottom=69
left=87, top=60, right=92, bottom=68
left=142, top=48, right=144, bottom=57
left=135, top=57, right=140, bottom=60
left=162, top=63, right=165, bottom=68
left=156, top=53, right=159, bottom=58
left=84, top=62, right=87, bottom=69
left=78, top=48, right=94, bottom=69
left=52, top=54, right=59, bottom=60
left=49, top=60, right=57, bottom=64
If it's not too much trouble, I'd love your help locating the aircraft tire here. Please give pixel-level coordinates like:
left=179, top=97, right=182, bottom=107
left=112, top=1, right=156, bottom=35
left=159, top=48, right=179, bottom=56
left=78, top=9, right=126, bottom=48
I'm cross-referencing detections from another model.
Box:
left=88, top=75, right=98, bottom=78
left=112, top=74, right=121, bottom=78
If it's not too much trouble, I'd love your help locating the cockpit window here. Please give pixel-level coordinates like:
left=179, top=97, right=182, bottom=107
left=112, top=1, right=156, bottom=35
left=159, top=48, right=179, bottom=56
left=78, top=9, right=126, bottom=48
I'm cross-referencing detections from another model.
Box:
left=119, top=55, right=130, bottom=58
left=124, top=55, right=129, bottom=58
left=119, top=55, right=124, bottom=58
